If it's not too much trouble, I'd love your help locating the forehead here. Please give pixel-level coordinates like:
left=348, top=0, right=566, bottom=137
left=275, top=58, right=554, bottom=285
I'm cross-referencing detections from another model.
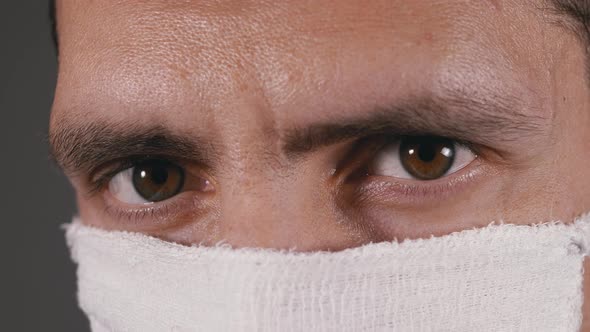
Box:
left=54, top=0, right=559, bottom=126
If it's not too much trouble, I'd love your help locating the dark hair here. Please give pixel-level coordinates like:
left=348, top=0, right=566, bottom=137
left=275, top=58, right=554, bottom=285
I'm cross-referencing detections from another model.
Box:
left=49, top=0, right=57, bottom=51
left=553, top=0, right=590, bottom=46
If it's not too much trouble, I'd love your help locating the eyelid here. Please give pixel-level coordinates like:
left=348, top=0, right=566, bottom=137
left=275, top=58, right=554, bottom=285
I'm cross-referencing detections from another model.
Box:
left=87, top=158, right=215, bottom=232
left=355, top=160, right=488, bottom=206
left=334, top=133, right=491, bottom=207
left=100, top=187, right=211, bottom=232
left=85, top=155, right=186, bottom=196
left=86, top=159, right=139, bottom=196
left=337, top=133, right=481, bottom=180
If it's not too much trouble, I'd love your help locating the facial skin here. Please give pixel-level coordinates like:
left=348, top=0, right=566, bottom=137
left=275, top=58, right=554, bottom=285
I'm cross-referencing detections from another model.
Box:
left=50, top=0, right=590, bottom=323
left=50, top=0, right=590, bottom=245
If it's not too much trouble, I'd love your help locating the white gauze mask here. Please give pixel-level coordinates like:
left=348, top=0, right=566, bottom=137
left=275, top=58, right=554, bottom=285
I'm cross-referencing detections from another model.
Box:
left=66, top=214, right=590, bottom=332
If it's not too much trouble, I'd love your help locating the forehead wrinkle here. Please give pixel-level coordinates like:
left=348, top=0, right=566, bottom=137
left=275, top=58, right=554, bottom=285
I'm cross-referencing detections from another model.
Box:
left=58, top=1, right=308, bottom=116
left=58, top=0, right=470, bottom=97
left=251, top=2, right=550, bottom=119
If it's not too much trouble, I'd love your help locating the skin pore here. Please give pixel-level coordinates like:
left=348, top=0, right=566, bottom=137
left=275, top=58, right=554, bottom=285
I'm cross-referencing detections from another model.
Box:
left=50, top=0, right=590, bottom=325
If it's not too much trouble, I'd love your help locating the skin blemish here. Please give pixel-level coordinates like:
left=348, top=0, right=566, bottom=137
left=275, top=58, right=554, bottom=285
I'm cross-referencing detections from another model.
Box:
left=416, top=32, right=433, bottom=47
left=488, top=0, right=502, bottom=11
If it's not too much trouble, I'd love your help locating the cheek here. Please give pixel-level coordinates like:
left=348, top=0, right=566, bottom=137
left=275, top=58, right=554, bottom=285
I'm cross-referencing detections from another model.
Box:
left=347, top=159, right=590, bottom=242
left=342, top=167, right=506, bottom=240
left=76, top=195, right=103, bottom=228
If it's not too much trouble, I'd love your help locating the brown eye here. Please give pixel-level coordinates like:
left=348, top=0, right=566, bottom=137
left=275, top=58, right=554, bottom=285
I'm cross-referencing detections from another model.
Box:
left=370, top=136, right=476, bottom=181
left=108, top=160, right=185, bottom=204
left=399, top=136, right=455, bottom=180
left=132, top=160, right=185, bottom=202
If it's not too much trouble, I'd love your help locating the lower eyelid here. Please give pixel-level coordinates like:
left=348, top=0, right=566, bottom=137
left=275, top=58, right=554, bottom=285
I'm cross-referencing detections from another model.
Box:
left=98, top=189, right=212, bottom=232
left=349, top=159, right=489, bottom=206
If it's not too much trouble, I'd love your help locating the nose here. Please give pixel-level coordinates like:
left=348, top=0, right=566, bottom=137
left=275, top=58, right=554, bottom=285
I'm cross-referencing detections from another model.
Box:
left=215, top=166, right=370, bottom=252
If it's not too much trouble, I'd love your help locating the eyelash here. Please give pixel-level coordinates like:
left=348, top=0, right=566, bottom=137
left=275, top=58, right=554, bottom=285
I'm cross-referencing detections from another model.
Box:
left=88, top=156, right=211, bottom=229
left=102, top=192, right=185, bottom=223
left=353, top=164, right=484, bottom=204
left=338, top=134, right=480, bottom=175
left=87, top=155, right=178, bottom=195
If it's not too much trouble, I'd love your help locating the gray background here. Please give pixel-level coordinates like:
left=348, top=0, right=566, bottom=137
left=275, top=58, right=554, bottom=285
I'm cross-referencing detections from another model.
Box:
left=1, top=1, right=89, bottom=331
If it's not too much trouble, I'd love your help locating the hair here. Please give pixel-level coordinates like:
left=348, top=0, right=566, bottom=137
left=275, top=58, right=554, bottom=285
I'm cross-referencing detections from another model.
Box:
left=49, top=0, right=57, bottom=51
left=553, top=0, right=590, bottom=43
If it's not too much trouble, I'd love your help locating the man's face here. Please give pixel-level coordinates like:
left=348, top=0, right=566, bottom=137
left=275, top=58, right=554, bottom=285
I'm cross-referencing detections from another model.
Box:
left=50, top=0, right=590, bottom=251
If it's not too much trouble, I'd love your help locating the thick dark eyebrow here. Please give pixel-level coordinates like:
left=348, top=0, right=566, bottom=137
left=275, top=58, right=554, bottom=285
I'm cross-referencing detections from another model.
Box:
left=49, top=122, right=214, bottom=176
left=283, top=94, right=549, bottom=156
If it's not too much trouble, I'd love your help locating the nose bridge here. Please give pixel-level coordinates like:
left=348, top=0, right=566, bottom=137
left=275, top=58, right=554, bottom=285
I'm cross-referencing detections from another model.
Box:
left=215, top=161, right=356, bottom=251
left=207, top=74, right=360, bottom=251
left=218, top=162, right=305, bottom=245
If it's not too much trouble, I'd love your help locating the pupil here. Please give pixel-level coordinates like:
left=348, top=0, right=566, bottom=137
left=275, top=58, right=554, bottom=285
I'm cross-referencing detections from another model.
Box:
left=132, top=160, right=185, bottom=202
left=399, top=136, right=455, bottom=180
left=417, top=143, right=436, bottom=162
left=150, top=166, right=169, bottom=185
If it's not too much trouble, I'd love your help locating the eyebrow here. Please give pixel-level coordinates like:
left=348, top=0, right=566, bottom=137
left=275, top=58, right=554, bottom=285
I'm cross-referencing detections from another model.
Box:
left=283, top=94, right=548, bottom=156
left=50, top=93, right=549, bottom=175
left=49, top=123, right=214, bottom=175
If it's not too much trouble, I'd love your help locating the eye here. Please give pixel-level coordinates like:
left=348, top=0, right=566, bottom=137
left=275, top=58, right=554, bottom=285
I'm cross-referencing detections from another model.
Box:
left=108, top=159, right=185, bottom=204
left=370, top=136, right=476, bottom=180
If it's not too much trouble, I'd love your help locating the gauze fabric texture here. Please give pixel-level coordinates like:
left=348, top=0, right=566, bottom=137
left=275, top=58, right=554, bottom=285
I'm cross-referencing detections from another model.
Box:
left=66, top=215, right=590, bottom=332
